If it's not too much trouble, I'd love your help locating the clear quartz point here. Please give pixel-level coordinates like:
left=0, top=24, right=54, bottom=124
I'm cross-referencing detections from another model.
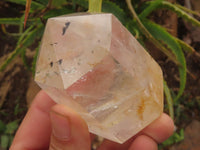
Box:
left=35, top=13, right=163, bottom=144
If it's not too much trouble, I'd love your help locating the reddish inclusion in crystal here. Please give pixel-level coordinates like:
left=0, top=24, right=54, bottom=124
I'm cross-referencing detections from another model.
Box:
left=67, top=56, right=115, bottom=100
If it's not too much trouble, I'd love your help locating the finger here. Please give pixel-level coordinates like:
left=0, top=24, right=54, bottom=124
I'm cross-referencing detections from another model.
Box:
left=97, top=113, right=174, bottom=150
left=128, top=135, right=157, bottom=150
left=141, top=113, right=174, bottom=143
left=49, top=104, right=91, bottom=150
left=10, top=90, right=56, bottom=150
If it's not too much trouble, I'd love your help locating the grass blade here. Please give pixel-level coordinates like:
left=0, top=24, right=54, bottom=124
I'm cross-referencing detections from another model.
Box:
left=0, top=17, right=41, bottom=26
left=31, top=43, right=40, bottom=75
left=0, top=18, right=21, bottom=25
left=164, top=80, right=174, bottom=120
left=140, top=1, right=200, bottom=27
left=0, top=25, right=44, bottom=71
left=174, top=3, right=200, bottom=17
left=0, top=47, right=23, bottom=72
left=21, top=48, right=31, bottom=71
left=161, top=1, right=200, bottom=27
left=174, top=37, right=195, bottom=53
left=175, top=38, right=200, bottom=59
left=126, top=0, right=179, bottom=65
left=17, top=25, right=35, bottom=45
left=21, top=25, right=44, bottom=48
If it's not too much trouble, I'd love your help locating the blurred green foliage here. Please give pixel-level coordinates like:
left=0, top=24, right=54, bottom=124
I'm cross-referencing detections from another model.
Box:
left=159, top=128, right=184, bottom=149
left=0, top=120, right=19, bottom=149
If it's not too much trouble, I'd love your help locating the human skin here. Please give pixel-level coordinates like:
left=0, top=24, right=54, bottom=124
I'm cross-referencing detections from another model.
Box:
left=10, top=90, right=174, bottom=150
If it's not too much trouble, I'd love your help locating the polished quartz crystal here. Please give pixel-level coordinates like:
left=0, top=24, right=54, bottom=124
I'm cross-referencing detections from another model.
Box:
left=35, top=13, right=163, bottom=143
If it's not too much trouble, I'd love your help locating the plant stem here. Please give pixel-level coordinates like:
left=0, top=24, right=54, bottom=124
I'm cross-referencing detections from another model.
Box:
left=126, top=0, right=180, bottom=66
left=88, top=0, right=102, bottom=13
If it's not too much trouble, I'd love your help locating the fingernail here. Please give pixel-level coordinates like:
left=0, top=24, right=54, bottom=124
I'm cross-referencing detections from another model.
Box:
left=50, top=111, right=71, bottom=140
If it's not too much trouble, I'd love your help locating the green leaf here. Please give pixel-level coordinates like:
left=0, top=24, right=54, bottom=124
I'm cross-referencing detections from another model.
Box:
left=102, top=0, right=127, bottom=24
left=0, top=17, right=41, bottom=26
left=1, top=135, right=9, bottom=149
left=0, top=47, right=22, bottom=72
left=21, top=48, right=31, bottom=71
left=0, top=18, right=22, bottom=25
left=31, top=43, right=40, bottom=75
left=126, top=20, right=138, bottom=35
left=163, top=80, right=174, bottom=120
left=174, top=37, right=195, bottom=53
left=162, top=129, right=184, bottom=147
left=143, top=0, right=200, bottom=28
left=125, top=20, right=146, bottom=47
left=5, top=120, right=19, bottom=134
left=22, top=25, right=44, bottom=47
left=126, top=0, right=179, bottom=65
left=139, top=0, right=163, bottom=19
left=143, top=20, right=186, bottom=101
left=17, top=25, right=35, bottom=45
left=161, top=1, right=200, bottom=27
left=0, top=120, right=6, bottom=133
left=19, top=14, right=25, bottom=33
left=174, top=3, right=200, bottom=17
left=14, top=104, right=20, bottom=116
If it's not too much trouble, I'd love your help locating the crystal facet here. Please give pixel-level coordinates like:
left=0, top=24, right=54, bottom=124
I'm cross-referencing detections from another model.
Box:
left=35, top=13, right=163, bottom=144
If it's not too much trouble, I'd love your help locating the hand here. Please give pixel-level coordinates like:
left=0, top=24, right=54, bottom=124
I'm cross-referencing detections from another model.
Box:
left=10, top=90, right=174, bottom=150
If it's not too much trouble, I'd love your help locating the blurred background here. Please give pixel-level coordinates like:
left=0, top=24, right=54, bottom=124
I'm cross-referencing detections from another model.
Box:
left=0, top=0, right=200, bottom=149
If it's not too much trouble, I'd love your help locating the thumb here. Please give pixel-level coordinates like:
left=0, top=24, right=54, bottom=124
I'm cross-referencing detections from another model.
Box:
left=49, top=104, right=91, bottom=150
